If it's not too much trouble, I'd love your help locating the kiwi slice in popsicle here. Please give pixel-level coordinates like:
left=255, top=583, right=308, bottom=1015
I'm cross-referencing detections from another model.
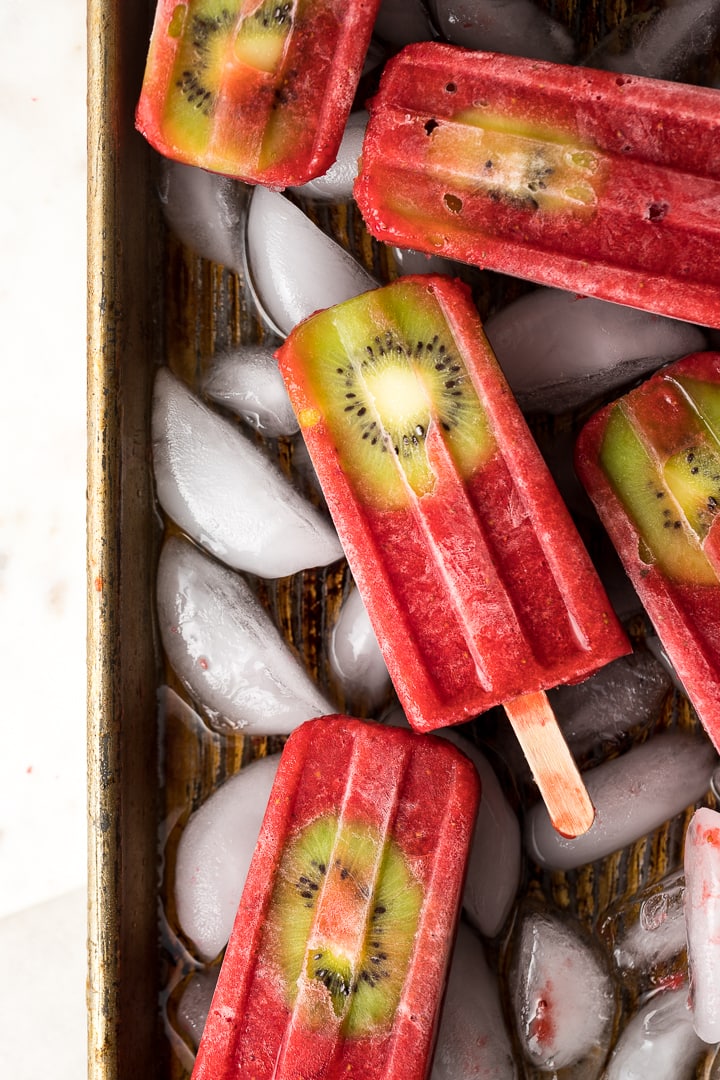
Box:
left=599, top=403, right=719, bottom=585
left=264, top=815, right=423, bottom=1037
left=163, top=0, right=295, bottom=155
left=292, top=280, right=495, bottom=510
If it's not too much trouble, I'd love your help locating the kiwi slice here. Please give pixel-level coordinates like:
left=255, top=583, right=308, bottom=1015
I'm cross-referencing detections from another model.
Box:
left=293, top=281, right=494, bottom=510
left=234, top=0, right=294, bottom=73
left=426, top=111, right=601, bottom=213
left=163, top=0, right=295, bottom=155
left=264, top=814, right=423, bottom=1037
left=599, top=404, right=718, bottom=585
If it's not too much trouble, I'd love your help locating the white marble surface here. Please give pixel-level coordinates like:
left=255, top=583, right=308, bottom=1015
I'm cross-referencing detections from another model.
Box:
left=0, top=0, right=87, bottom=1072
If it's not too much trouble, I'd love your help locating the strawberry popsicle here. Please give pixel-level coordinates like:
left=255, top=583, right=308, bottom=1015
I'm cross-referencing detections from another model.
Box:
left=191, top=715, right=480, bottom=1080
left=136, top=0, right=380, bottom=187
left=575, top=351, right=720, bottom=752
left=354, top=42, right=720, bottom=328
left=277, top=276, right=630, bottom=836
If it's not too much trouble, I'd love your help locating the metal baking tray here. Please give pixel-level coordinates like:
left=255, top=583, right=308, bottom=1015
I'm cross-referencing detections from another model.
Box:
left=87, top=1, right=720, bottom=1076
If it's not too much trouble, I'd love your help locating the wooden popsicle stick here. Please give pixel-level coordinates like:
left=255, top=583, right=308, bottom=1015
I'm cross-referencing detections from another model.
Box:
left=504, top=690, right=595, bottom=839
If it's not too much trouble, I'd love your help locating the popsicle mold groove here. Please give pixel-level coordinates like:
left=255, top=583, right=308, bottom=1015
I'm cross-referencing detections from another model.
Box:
left=576, top=351, right=720, bottom=752
left=354, top=43, right=720, bottom=328
left=191, top=715, right=480, bottom=1079
left=277, top=275, right=630, bottom=734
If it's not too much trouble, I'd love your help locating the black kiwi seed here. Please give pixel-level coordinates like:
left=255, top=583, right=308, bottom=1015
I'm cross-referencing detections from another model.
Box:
left=174, top=9, right=235, bottom=114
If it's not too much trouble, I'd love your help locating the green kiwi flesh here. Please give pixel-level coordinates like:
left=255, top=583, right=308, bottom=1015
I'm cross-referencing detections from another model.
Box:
left=599, top=404, right=718, bottom=585
left=428, top=111, right=601, bottom=213
left=294, top=281, right=494, bottom=510
left=234, top=0, right=293, bottom=72
left=265, top=815, right=423, bottom=1036
left=163, top=0, right=294, bottom=153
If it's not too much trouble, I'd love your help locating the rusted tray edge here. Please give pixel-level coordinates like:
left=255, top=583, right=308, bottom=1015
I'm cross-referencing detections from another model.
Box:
left=87, top=0, right=164, bottom=1073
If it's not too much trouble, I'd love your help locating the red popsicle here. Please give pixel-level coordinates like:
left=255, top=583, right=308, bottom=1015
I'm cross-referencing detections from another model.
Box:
left=136, top=0, right=380, bottom=186
left=576, top=351, right=720, bottom=751
left=354, top=42, right=720, bottom=328
left=191, top=715, right=480, bottom=1079
left=276, top=276, right=630, bottom=836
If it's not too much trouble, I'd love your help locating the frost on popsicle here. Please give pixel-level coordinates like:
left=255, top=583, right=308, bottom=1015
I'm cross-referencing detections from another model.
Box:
left=135, top=0, right=380, bottom=187
left=575, top=352, right=720, bottom=751
left=152, top=368, right=343, bottom=577
left=355, top=44, right=720, bottom=327
left=278, top=273, right=628, bottom=838
left=157, top=535, right=334, bottom=736
left=191, top=716, right=480, bottom=1080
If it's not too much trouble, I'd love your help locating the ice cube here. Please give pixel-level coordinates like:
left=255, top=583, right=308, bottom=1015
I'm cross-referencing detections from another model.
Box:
left=604, top=986, right=706, bottom=1079
left=430, top=0, right=575, bottom=62
left=509, top=908, right=615, bottom=1070
left=157, top=536, right=333, bottom=736
left=202, top=345, right=299, bottom=438
left=547, top=648, right=672, bottom=759
left=684, top=806, right=720, bottom=1043
left=329, top=585, right=392, bottom=711
left=525, top=731, right=718, bottom=871
left=584, top=0, right=720, bottom=82
left=158, top=158, right=247, bottom=273
left=245, top=188, right=376, bottom=337
left=175, top=967, right=220, bottom=1051
left=153, top=368, right=343, bottom=578
left=432, top=921, right=518, bottom=1079
left=290, top=113, right=367, bottom=202
left=485, top=287, right=706, bottom=414
left=173, top=754, right=280, bottom=961
left=599, top=868, right=688, bottom=990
